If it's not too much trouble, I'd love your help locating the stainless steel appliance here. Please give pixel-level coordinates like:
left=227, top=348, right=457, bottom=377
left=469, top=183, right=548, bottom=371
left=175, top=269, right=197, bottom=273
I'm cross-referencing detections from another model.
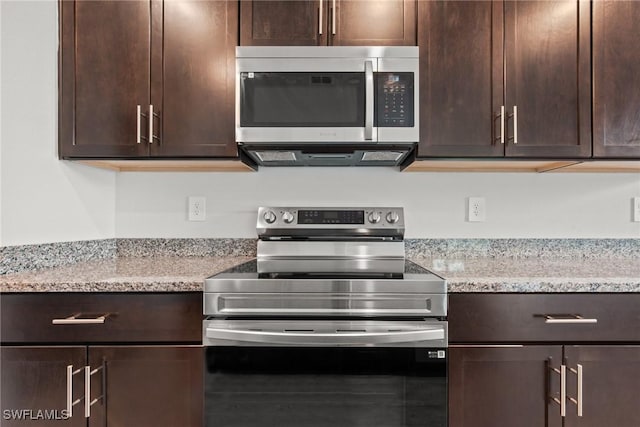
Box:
left=236, top=47, right=419, bottom=168
left=203, top=207, right=447, bottom=427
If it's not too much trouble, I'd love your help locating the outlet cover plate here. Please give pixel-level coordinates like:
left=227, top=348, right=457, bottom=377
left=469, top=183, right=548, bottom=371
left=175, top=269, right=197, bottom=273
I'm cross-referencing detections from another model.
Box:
left=468, top=197, right=486, bottom=222
left=188, top=196, right=206, bottom=221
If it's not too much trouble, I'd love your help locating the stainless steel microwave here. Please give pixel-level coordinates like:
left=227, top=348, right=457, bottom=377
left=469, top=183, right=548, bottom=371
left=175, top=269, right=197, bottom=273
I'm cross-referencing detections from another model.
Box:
left=236, top=46, right=419, bottom=167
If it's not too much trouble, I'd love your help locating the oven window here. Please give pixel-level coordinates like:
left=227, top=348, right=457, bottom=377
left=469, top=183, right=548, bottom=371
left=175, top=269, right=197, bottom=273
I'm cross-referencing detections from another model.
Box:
left=240, top=73, right=365, bottom=127
left=205, top=347, right=446, bottom=427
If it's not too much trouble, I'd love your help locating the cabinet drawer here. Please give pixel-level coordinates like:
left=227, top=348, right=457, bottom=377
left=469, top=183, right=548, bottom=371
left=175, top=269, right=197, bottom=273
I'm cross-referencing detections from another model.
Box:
left=449, top=293, right=640, bottom=343
left=0, top=293, right=202, bottom=343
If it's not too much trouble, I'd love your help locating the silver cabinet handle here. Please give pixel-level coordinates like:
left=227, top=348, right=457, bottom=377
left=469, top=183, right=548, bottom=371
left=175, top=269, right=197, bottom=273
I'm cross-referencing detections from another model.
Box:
left=364, top=60, right=374, bottom=140
left=52, top=314, right=109, bottom=325
left=318, top=0, right=323, bottom=35
left=66, top=365, right=83, bottom=417
left=149, top=104, right=153, bottom=144
left=551, top=364, right=567, bottom=417
left=207, top=327, right=444, bottom=346
left=136, top=105, right=142, bottom=144
left=512, top=105, right=518, bottom=144
left=569, top=364, right=583, bottom=417
left=84, top=365, right=104, bottom=418
left=332, top=0, right=336, bottom=35
left=544, top=315, right=598, bottom=324
left=496, top=105, right=505, bottom=144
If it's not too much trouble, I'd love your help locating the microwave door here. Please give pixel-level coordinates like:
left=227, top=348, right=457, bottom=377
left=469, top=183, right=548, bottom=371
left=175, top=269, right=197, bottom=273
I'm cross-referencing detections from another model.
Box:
left=236, top=59, right=378, bottom=143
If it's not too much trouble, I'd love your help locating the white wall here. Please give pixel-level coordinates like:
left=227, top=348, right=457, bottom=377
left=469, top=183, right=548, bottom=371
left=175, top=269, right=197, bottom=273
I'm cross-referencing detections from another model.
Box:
left=0, top=1, right=116, bottom=246
left=116, top=169, right=640, bottom=238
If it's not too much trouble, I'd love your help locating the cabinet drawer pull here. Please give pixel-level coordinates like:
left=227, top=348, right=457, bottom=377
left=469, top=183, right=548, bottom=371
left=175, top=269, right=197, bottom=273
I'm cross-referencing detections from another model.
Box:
left=66, top=365, right=84, bottom=417
left=543, top=314, right=598, bottom=324
left=568, top=364, right=583, bottom=417
left=85, top=364, right=105, bottom=418
left=52, top=313, right=110, bottom=325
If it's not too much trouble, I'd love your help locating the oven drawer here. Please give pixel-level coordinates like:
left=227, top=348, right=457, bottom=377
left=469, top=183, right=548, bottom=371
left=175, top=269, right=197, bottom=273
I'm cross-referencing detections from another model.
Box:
left=449, top=293, right=640, bottom=343
left=0, top=292, right=202, bottom=343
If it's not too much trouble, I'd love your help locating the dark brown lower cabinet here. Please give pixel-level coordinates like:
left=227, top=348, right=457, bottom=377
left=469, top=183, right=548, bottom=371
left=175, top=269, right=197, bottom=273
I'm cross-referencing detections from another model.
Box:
left=87, top=346, right=203, bottom=427
left=0, top=346, right=87, bottom=427
left=564, top=346, right=640, bottom=427
left=0, top=346, right=203, bottom=427
left=449, top=346, right=563, bottom=427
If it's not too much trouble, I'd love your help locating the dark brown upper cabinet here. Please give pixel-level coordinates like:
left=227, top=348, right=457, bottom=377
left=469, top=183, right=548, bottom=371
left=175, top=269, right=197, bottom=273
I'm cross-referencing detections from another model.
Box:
left=240, top=0, right=415, bottom=46
left=59, top=1, right=238, bottom=159
left=593, top=1, right=640, bottom=158
left=418, top=0, right=591, bottom=159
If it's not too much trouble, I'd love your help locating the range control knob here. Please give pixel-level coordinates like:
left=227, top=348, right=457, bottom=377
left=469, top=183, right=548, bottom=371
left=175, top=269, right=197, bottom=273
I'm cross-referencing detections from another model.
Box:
left=368, top=211, right=381, bottom=224
left=263, top=210, right=277, bottom=224
left=282, top=211, right=295, bottom=224
left=386, top=211, right=400, bottom=224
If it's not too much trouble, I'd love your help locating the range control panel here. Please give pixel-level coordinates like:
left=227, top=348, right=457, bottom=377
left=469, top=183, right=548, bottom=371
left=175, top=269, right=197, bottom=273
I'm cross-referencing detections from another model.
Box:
left=257, top=207, right=405, bottom=238
left=376, top=73, right=414, bottom=127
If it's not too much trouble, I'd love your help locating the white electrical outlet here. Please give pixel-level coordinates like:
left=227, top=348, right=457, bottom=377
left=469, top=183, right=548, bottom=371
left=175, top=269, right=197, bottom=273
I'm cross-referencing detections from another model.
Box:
left=188, top=196, right=206, bottom=221
left=633, top=197, right=640, bottom=222
left=468, top=197, right=486, bottom=222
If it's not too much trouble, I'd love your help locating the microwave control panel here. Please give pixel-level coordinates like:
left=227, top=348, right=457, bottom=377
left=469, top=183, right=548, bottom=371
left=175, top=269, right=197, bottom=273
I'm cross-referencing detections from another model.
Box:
left=375, top=73, right=414, bottom=127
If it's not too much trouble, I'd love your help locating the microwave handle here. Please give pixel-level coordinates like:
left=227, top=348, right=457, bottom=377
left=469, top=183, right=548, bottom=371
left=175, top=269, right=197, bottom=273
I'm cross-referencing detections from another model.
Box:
left=364, top=60, right=374, bottom=140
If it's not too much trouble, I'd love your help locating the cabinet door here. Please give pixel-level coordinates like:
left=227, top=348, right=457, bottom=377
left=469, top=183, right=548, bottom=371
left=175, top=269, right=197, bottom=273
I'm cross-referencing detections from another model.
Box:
left=59, top=1, right=150, bottom=158
left=449, top=346, right=563, bottom=427
left=504, top=1, right=591, bottom=158
left=87, top=346, right=203, bottom=427
left=151, top=0, right=238, bottom=157
left=593, top=1, right=640, bottom=158
left=0, top=346, right=86, bottom=427
left=417, top=1, right=503, bottom=157
left=564, top=346, right=640, bottom=427
left=240, top=0, right=327, bottom=46
left=330, top=0, right=415, bottom=46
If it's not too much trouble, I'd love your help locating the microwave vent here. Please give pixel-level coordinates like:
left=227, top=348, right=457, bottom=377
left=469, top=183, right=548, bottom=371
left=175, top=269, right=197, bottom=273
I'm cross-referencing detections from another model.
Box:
left=254, top=151, right=297, bottom=162
left=361, top=151, right=404, bottom=162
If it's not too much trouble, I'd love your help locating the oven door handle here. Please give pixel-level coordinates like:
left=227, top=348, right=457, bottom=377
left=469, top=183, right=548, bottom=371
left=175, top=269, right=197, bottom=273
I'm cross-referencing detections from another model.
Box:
left=205, top=327, right=445, bottom=346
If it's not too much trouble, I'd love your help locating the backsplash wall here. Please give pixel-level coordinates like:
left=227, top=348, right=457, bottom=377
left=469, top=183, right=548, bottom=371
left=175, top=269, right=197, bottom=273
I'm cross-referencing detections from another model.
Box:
left=116, top=170, right=640, bottom=239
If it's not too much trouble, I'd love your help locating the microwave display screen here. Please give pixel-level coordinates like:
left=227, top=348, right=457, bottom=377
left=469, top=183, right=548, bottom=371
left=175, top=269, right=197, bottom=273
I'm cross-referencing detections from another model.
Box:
left=375, top=72, right=414, bottom=127
left=241, top=73, right=365, bottom=127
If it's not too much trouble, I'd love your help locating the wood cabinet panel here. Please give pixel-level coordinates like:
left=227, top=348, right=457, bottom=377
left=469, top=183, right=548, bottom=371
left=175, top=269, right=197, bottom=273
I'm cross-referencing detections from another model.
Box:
left=593, top=1, right=640, bottom=158
left=152, top=0, right=238, bottom=157
left=0, top=293, right=202, bottom=344
left=449, top=293, right=640, bottom=343
left=87, top=346, right=203, bottom=427
left=449, top=346, right=563, bottom=427
left=504, top=0, right=591, bottom=158
left=240, top=0, right=327, bottom=46
left=59, top=1, right=150, bottom=158
left=417, top=0, right=503, bottom=157
left=564, top=346, right=640, bottom=427
left=0, top=346, right=86, bottom=427
left=330, top=0, right=415, bottom=46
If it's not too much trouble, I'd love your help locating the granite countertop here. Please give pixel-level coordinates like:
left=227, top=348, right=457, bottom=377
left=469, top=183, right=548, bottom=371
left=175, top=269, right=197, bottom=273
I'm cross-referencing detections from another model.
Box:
left=1, top=255, right=639, bottom=293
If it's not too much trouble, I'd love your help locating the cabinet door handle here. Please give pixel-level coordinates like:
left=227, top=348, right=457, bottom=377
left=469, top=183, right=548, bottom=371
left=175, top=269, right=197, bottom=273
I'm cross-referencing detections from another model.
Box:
left=148, top=104, right=160, bottom=144
left=568, top=364, right=583, bottom=417
left=66, top=365, right=83, bottom=417
left=52, top=313, right=109, bottom=325
left=136, top=105, right=142, bottom=143
left=543, top=315, right=598, bottom=324
left=332, top=0, right=336, bottom=35
left=495, top=105, right=505, bottom=144
left=550, top=364, right=566, bottom=417
left=511, top=105, right=518, bottom=144
left=85, top=364, right=105, bottom=418
left=318, top=0, right=323, bottom=35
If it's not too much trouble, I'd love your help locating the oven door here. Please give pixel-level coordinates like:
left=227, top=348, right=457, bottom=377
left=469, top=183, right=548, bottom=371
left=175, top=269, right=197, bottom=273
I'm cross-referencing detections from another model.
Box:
left=203, top=320, right=447, bottom=427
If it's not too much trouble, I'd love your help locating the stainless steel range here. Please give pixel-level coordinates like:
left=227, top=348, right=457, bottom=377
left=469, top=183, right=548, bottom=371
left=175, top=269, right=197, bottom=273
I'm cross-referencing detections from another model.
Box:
left=203, top=207, right=447, bottom=427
